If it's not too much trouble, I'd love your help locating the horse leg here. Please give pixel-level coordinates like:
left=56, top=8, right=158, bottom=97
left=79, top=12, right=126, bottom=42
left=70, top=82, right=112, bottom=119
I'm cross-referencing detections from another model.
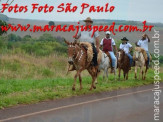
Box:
left=88, top=67, right=96, bottom=90
left=114, top=67, right=116, bottom=81
left=79, top=74, right=83, bottom=90
left=90, top=74, right=96, bottom=90
left=141, top=65, right=144, bottom=80
left=144, top=66, right=148, bottom=80
left=93, top=67, right=98, bottom=89
left=72, top=71, right=78, bottom=91
left=103, top=67, right=108, bottom=81
left=95, top=78, right=98, bottom=84
left=126, top=71, right=129, bottom=80
left=142, top=70, right=144, bottom=80
left=139, top=67, right=142, bottom=80
left=92, top=75, right=96, bottom=90
left=123, top=71, right=126, bottom=81
left=72, top=69, right=83, bottom=91
left=135, top=66, right=137, bottom=79
left=103, top=69, right=105, bottom=81
left=95, top=70, right=100, bottom=84
left=106, top=68, right=109, bottom=82
left=118, top=68, right=121, bottom=81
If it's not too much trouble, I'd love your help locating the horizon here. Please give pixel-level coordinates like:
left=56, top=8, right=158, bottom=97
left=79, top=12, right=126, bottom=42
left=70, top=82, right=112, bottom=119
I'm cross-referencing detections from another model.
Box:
left=3, top=15, right=163, bottom=24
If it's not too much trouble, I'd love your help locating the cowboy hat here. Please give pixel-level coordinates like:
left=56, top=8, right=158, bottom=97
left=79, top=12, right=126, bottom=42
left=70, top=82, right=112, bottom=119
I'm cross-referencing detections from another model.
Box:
left=106, top=31, right=111, bottom=35
left=121, top=37, right=129, bottom=41
left=83, top=17, right=93, bottom=23
left=142, top=33, right=147, bottom=38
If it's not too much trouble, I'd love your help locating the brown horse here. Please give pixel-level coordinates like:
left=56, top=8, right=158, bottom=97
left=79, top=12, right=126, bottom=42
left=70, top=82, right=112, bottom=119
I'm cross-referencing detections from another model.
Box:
left=117, top=49, right=130, bottom=80
left=65, top=40, right=98, bottom=91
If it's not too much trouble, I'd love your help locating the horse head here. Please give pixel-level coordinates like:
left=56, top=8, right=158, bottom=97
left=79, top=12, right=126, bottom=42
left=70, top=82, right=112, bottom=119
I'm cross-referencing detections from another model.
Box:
left=133, top=47, right=142, bottom=61
left=65, top=40, right=80, bottom=64
left=117, top=49, right=125, bottom=62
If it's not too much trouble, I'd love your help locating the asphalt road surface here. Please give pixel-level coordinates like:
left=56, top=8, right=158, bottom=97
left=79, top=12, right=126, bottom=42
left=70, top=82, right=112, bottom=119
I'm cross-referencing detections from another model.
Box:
left=0, top=83, right=163, bottom=122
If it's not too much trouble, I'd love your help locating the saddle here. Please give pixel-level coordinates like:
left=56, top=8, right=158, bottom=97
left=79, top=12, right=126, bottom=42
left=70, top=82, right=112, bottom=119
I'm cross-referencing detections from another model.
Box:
left=80, top=42, right=93, bottom=63
left=103, top=51, right=112, bottom=67
left=80, top=42, right=102, bottom=64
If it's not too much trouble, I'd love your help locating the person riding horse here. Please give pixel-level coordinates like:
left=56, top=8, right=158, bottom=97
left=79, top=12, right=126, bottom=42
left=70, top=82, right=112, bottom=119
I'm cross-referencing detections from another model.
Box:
left=136, top=33, right=151, bottom=68
left=100, top=31, right=117, bottom=73
left=119, top=37, right=133, bottom=69
left=74, top=17, right=100, bottom=67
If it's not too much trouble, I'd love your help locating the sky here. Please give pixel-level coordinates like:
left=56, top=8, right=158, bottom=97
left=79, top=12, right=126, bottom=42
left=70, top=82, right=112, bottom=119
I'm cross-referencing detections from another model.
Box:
left=1, top=0, right=163, bottom=23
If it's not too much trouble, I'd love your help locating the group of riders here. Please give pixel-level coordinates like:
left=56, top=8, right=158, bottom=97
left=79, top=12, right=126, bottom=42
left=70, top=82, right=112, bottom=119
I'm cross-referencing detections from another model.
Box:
left=74, top=17, right=151, bottom=71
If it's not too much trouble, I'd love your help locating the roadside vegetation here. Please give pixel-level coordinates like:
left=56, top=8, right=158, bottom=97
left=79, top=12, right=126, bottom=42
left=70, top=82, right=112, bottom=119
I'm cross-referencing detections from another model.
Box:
left=0, top=67, right=162, bottom=109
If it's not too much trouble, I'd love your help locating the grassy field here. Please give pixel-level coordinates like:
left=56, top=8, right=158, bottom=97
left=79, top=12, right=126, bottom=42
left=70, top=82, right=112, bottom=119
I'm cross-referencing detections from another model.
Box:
left=0, top=53, right=162, bottom=109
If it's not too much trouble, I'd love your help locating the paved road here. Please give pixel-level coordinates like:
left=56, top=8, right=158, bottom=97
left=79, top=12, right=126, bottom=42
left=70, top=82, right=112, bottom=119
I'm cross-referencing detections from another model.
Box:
left=0, top=83, right=163, bottom=122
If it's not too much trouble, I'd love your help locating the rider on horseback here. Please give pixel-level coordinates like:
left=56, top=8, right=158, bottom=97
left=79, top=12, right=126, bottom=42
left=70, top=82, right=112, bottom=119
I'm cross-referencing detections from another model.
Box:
left=75, top=17, right=100, bottom=67
left=119, top=37, right=133, bottom=69
left=136, top=33, right=151, bottom=68
left=100, top=31, right=117, bottom=73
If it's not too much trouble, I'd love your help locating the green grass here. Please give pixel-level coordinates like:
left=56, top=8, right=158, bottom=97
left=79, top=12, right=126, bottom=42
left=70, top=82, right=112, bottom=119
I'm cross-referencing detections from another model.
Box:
left=0, top=68, right=162, bottom=109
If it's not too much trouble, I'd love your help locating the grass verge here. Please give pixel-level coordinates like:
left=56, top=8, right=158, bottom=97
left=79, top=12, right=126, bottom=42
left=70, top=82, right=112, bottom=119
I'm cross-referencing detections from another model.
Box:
left=0, top=68, right=162, bottom=109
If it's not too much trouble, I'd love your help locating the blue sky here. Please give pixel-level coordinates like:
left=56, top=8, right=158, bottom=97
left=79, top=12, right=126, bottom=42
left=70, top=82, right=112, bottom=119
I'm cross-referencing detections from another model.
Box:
left=1, top=0, right=163, bottom=23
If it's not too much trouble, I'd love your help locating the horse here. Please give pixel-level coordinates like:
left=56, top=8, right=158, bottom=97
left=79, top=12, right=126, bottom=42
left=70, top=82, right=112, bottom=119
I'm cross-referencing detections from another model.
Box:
left=95, top=51, right=117, bottom=83
left=117, top=49, right=130, bottom=80
left=133, top=47, right=148, bottom=80
left=65, top=40, right=98, bottom=91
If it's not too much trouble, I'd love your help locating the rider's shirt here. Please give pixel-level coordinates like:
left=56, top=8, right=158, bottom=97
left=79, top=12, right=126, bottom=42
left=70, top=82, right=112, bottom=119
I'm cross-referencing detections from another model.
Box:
left=137, top=38, right=149, bottom=51
left=77, top=28, right=99, bottom=44
left=119, top=42, right=132, bottom=54
left=100, top=37, right=116, bottom=52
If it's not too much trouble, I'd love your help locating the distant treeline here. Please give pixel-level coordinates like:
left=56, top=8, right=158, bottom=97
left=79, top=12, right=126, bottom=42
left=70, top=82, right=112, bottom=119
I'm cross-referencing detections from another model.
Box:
left=0, top=13, right=163, bottom=27
left=0, top=33, right=67, bottom=56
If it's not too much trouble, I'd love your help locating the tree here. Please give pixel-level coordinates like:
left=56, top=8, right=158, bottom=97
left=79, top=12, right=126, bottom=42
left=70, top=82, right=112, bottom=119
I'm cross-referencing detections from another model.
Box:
left=8, top=33, right=22, bottom=41
left=0, top=20, right=7, bottom=35
left=38, top=33, right=55, bottom=42
left=23, top=35, right=33, bottom=41
left=48, top=21, right=55, bottom=26
left=8, top=33, right=17, bottom=41
left=0, top=14, right=9, bottom=21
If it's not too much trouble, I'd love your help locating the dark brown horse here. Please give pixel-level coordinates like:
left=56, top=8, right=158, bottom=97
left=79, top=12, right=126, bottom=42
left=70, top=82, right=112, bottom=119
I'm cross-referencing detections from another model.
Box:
left=65, top=40, right=98, bottom=91
left=117, top=49, right=130, bottom=80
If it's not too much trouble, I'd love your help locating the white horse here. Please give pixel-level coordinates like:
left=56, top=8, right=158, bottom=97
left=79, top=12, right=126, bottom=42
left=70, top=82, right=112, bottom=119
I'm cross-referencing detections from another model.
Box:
left=95, top=51, right=117, bottom=83
left=133, top=47, right=148, bottom=80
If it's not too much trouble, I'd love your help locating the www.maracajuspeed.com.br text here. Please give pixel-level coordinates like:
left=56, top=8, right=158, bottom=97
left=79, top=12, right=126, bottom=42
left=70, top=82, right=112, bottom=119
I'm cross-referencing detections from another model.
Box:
left=1, top=21, right=154, bottom=38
